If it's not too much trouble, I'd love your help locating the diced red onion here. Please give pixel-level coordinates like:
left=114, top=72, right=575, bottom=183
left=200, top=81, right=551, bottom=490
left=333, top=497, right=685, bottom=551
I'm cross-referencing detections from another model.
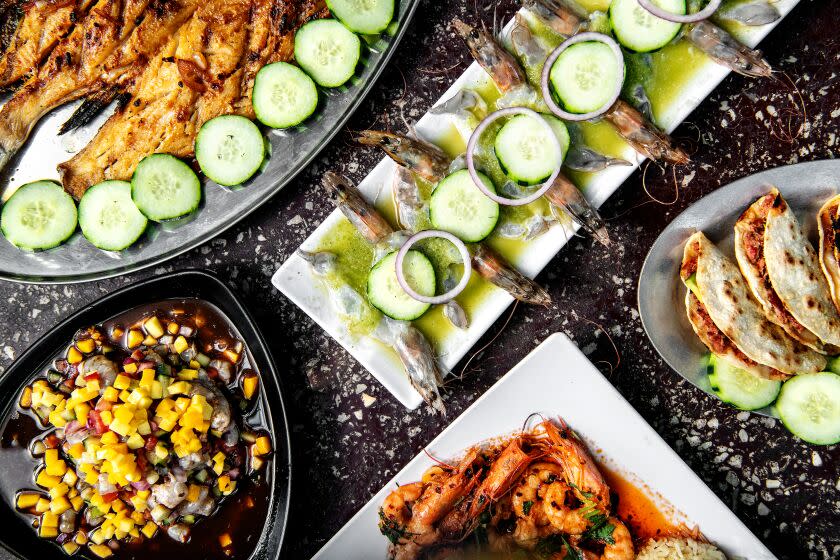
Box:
left=638, top=0, right=721, bottom=23
left=466, top=107, right=562, bottom=206
left=540, top=32, right=625, bottom=122
left=130, top=480, right=151, bottom=490
left=395, top=231, right=472, bottom=305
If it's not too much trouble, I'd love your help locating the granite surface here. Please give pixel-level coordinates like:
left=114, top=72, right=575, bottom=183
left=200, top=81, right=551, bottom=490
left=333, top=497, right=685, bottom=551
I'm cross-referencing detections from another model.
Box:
left=1, top=0, right=839, bottom=559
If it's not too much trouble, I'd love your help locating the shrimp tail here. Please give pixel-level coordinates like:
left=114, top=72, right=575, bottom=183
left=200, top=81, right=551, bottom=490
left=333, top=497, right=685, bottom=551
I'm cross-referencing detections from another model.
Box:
left=684, top=21, right=772, bottom=78
left=544, top=173, right=611, bottom=246
left=604, top=100, right=690, bottom=165
left=321, top=172, right=394, bottom=244
left=472, top=244, right=552, bottom=306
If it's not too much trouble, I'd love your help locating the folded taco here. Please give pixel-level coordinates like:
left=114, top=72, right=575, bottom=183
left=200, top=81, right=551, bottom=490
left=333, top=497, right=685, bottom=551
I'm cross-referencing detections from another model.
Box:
left=681, top=231, right=825, bottom=375
left=818, top=194, right=840, bottom=312
left=734, top=188, right=840, bottom=354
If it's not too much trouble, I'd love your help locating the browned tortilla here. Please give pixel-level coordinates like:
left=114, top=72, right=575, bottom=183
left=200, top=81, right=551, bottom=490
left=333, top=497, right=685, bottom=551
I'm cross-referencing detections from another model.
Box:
left=818, top=194, right=840, bottom=314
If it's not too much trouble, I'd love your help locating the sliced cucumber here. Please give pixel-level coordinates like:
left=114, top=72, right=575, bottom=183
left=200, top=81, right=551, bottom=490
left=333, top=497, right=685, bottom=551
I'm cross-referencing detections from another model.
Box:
left=549, top=41, right=624, bottom=114
left=776, top=372, right=840, bottom=445
left=367, top=250, right=435, bottom=321
left=294, top=19, right=361, bottom=88
left=610, top=0, right=685, bottom=53
left=494, top=114, right=568, bottom=185
left=1, top=181, right=77, bottom=250
left=78, top=181, right=148, bottom=251
left=131, top=154, right=201, bottom=221
left=825, top=355, right=840, bottom=375
left=195, top=115, right=265, bottom=187
left=430, top=169, right=500, bottom=243
left=707, top=354, right=781, bottom=411
left=253, top=62, right=319, bottom=129
left=326, top=0, right=394, bottom=34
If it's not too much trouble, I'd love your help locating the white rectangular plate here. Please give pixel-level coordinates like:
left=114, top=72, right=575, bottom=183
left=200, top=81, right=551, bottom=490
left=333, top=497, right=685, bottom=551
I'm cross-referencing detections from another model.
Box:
left=311, top=333, right=777, bottom=560
left=273, top=2, right=799, bottom=409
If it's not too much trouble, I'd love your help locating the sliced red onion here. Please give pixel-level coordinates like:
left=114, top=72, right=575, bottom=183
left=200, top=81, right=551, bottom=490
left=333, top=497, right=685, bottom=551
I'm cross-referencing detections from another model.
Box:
left=395, top=230, right=472, bottom=305
left=466, top=107, right=562, bottom=207
left=540, top=32, right=625, bottom=122
left=638, top=0, right=721, bottom=23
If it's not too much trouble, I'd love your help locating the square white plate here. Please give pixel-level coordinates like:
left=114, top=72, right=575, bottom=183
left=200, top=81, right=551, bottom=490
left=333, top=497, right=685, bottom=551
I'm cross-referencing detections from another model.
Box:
left=273, top=2, right=800, bottom=410
left=311, top=333, right=777, bottom=560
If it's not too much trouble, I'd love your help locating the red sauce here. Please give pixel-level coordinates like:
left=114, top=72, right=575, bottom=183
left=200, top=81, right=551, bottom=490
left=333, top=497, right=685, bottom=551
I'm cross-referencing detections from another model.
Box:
left=600, top=465, right=681, bottom=542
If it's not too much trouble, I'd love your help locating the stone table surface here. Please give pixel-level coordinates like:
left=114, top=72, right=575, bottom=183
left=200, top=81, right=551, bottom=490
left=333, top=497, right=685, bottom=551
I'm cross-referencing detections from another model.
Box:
left=1, top=1, right=839, bottom=559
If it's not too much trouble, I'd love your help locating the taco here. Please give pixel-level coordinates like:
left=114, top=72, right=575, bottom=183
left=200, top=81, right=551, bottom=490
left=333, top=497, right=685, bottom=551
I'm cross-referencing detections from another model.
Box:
left=681, top=231, right=825, bottom=375
left=817, top=194, right=840, bottom=312
left=735, top=188, right=840, bottom=354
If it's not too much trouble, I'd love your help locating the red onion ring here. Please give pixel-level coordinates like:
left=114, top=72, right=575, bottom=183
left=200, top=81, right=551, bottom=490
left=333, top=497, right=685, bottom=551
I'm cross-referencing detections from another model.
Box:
left=637, top=0, right=720, bottom=23
left=466, top=107, right=562, bottom=207
left=540, top=32, right=625, bottom=122
left=395, top=230, right=472, bottom=305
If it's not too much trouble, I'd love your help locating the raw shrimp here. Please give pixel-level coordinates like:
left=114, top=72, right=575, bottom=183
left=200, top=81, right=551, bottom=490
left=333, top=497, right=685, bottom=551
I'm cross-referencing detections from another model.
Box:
left=79, top=355, right=118, bottom=391
left=429, top=89, right=487, bottom=122
left=543, top=174, right=610, bottom=246
left=521, top=0, right=584, bottom=37
left=379, top=318, right=446, bottom=415
left=564, top=145, right=632, bottom=172
left=443, top=300, right=469, bottom=330
left=715, top=0, right=780, bottom=26
left=322, top=171, right=395, bottom=244
left=453, top=18, right=527, bottom=94
left=472, top=244, right=552, bottom=306
left=392, top=164, right=428, bottom=232
left=297, top=250, right=337, bottom=276
left=684, top=21, right=772, bottom=78
left=355, top=130, right=451, bottom=183
left=603, top=100, right=690, bottom=165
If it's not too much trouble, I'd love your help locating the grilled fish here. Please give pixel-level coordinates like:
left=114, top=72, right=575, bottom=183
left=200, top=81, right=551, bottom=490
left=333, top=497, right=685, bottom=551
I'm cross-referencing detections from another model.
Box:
left=0, top=0, right=199, bottom=173
left=0, top=0, right=88, bottom=90
left=61, top=0, right=328, bottom=197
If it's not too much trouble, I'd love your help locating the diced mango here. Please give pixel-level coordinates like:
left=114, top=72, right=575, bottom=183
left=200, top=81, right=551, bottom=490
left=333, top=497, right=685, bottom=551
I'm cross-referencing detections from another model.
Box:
left=254, top=436, right=272, bottom=456
left=35, top=498, right=50, bottom=513
left=88, top=544, right=113, bottom=558
left=42, top=511, right=59, bottom=527
left=242, top=375, right=259, bottom=399
left=63, top=469, right=78, bottom=486
left=218, top=475, right=233, bottom=493
left=62, top=541, right=79, bottom=555
left=187, top=484, right=201, bottom=502
left=50, top=496, right=71, bottom=515
left=126, top=433, right=144, bottom=450
left=142, top=335, right=157, bottom=346
left=36, top=470, right=61, bottom=489
left=126, top=329, right=144, bottom=349
left=49, top=483, right=70, bottom=499
left=173, top=336, right=189, bottom=354
left=114, top=375, right=132, bottom=391
left=167, top=381, right=191, bottom=396
left=177, top=368, right=198, bottom=380
left=76, top=338, right=96, bottom=354
left=39, top=525, right=58, bottom=539
left=167, top=322, right=180, bottom=335
left=144, top=316, right=164, bottom=338
left=123, top=362, right=138, bottom=374
left=67, top=346, right=83, bottom=364
left=219, top=533, right=232, bottom=547
left=16, top=492, right=41, bottom=509
left=223, top=349, right=239, bottom=363
left=71, top=495, right=84, bottom=511
left=141, top=522, right=158, bottom=539
left=19, top=386, right=32, bottom=408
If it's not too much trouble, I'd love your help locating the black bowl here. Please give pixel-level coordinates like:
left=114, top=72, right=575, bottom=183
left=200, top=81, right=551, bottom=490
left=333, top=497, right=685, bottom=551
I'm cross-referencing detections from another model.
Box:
left=0, top=270, right=291, bottom=560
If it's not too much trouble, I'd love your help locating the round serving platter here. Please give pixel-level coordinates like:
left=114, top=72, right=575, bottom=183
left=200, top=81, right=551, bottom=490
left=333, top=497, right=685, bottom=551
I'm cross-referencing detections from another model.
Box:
left=0, top=0, right=419, bottom=284
left=638, top=159, right=840, bottom=417
left=0, top=270, right=291, bottom=559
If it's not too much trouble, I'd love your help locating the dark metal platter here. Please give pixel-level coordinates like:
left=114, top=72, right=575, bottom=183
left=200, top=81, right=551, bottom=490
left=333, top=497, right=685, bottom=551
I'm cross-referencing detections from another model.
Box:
left=0, top=270, right=291, bottom=559
left=0, top=1, right=419, bottom=284
left=638, top=159, right=840, bottom=417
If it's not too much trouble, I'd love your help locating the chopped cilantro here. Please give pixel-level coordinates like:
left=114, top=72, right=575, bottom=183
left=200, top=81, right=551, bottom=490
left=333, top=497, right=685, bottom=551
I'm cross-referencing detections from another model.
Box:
left=522, top=500, right=534, bottom=515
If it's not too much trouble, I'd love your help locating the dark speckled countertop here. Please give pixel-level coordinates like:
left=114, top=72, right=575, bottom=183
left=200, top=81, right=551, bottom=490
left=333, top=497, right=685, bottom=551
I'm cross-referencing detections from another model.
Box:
left=0, top=1, right=838, bottom=559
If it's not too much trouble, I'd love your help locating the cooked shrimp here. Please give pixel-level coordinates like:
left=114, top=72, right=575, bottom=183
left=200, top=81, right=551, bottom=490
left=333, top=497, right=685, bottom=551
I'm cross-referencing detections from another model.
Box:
left=684, top=21, right=771, bottom=78
left=380, top=481, right=425, bottom=541
left=472, top=244, right=552, bottom=306
left=603, top=100, right=690, bottom=165
left=79, top=355, right=118, bottom=391
left=322, top=171, right=394, bottom=244
left=542, top=481, right=593, bottom=534
left=149, top=472, right=188, bottom=509
left=582, top=518, right=635, bottom=560
left=533, top=420, right=611, bottom=513
left=355, top=130, right=452, bottom=183
left=453, top=18, right=527, bottom=94
left=543, top=173, right=610, bottom=246
left=469, top=438, right=537, bottom=519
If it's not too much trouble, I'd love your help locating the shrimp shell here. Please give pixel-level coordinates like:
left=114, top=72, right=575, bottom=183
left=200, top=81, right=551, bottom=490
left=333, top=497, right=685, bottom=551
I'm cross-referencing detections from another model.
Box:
left=355, top=130, right=452, bottom=183
left=715, top=0, right=781, bottom=27
left=603, top=100, right=690, bottom=165
left=391, top=164, right=427, bottom=232
left=564, top=145, right=632, bottom=172
left=386, top=318, right=446, bottom=415
left=322, top=172, right=394, bottom=244
left=543, top=173, right=610, bottom=246
left=684, top=21, right=772, bottom=78
left=472, top=244, right=552, bottom=306
left=443, top=300, right=469, bottom=329
left=453, top=18, right=527, bottom=93
left=522, top=0, right=585, bottom=37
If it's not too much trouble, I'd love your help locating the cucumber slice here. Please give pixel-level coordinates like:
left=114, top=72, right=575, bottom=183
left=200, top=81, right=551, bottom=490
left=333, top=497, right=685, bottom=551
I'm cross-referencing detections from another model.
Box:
left=776, top=372, right=840, bottom=445
left=707, top=354, right=781, bottom=411
left=1, top=181, right=77, bottom=250
left=825, top=355, right=840, bottom=375
left=294, top=19, right=361, bottom=88
left=131, top=154, right=201, bottom=221
left=430, top=170, right=500, bottom=243
left=549, top=41, right=624, bottom=114
left=610, top=0, right=685, bottom=53
left=253, top=62, right=319, bottom=129
left=326, top=0, right=394, bottom=34
left=367, top=250, right=435, bottom=321
left=494, top=114, right=568, bottom=185
left=78, top=180, right=148, bottom=251
left=195, top=115, right=265, bottom=186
